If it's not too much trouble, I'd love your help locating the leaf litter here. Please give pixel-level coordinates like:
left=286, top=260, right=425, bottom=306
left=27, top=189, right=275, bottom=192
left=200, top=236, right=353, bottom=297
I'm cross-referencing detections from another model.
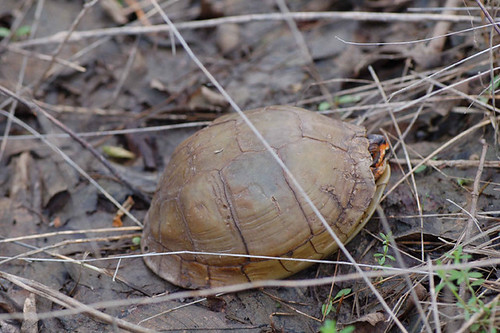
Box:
left=0, top=0, right=499, bottom=332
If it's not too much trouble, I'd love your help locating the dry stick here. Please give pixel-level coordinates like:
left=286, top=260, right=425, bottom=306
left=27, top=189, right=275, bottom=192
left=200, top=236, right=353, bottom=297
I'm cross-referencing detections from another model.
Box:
left=150, top=1, right=408, bottom=332
left=1, top=258, right=500, bottom=323
left=0, top=109, right=143, bottom=228
left=419, top=73, right=498, bottom=114
left=138, top=293, right=225, bottom=325
left=261, top=290, right=321, bottom=322
left=456, top=293, right=500, bottom=333
left=461, top=140, right=489, bottom=245
left=32, top=0, right=98, bottom=94
left=0, top=234, right=148, bottom=296
left=427, top=258, right=443, bottom=333
left=5, top=45, right=86, bottom=72
left=369, top=66, right=425, bottom=257
left=487, top=26, right=500, bottom=154
left=11, top=11, right=481, bottom=49
left=321, top=251, right=341, bottom=322
left=457, top=140, right=489, bottom=307
left=0, top=0, right=44, bottom=163
left=0, top=0, right=35, bottom=50
left=0, top=270, right=155, bottom=333
left=475, top=0, right=500, bottom=36
left=337, top=21, right=499, bottom=47
left=109, top=36, right=140, bottom=105
left=0, top=234, right=140, bottom=266
left=369, top=66, right=432, bottom=332
left=1, top=121, right=210, bottom=141
left=0, top=226, right=141, bottom=244
left=426, top=0, right=461, bottom=55
left=390, top=158, right=500, bottom=168
left=382, top=118, right=495, bottom=202
left=275, top=0, right=333, bottom=106
left=389, top=44, right=500, bottom=101
left=0, top=85, right=150, bottom=206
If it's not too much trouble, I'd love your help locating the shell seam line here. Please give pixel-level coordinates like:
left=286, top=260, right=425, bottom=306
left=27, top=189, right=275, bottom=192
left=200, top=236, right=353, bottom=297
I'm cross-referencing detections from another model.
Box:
left=278, top=149, right=318, bottom=254
left=218, top=169, right=250, bottom=258
left=176, top=197, right=199, bottom=259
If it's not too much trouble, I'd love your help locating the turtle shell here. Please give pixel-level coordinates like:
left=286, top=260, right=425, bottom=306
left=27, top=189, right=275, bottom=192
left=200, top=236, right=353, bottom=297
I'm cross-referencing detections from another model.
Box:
left=141, top=105, right=390, bottom=288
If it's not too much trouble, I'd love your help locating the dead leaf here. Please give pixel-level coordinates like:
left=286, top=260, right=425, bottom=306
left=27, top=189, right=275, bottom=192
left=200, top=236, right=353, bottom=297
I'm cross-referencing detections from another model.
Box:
left=51, top=216, right=62, bottom=228
left=100, top=0, right=127, bottom=24
left=21, top=293, right=37, bottom=333
left=216, top=23, right=240, bottom=55
left=113, top=196, right=134, bottom=227
left=345, top=312, right=387, bottom=332
left=187, top=86, right=229, bottom=111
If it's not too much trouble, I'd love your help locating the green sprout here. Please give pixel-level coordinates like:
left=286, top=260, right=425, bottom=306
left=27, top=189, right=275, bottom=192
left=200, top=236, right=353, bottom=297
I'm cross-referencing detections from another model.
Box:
left=435, top=246, right=493, bottom=332
left=374, top=232, right=396, bottom=267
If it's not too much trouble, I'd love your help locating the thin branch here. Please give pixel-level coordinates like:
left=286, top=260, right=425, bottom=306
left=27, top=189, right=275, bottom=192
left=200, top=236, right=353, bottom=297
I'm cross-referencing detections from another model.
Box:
left=11, top=11, right=481, bottom=49
left=0, top=85, right=150, bottom=206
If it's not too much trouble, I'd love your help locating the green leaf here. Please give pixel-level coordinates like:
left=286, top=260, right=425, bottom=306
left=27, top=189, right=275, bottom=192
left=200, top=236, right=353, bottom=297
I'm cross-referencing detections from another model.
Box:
left=0, top=27, right=10, bottom=38
left=340, top=325, right=355, bottom=333
left=435, top=282, right=445, bottom=294
left=102, top=145, right=136, bottom=159
left=322, top=301, right=333, bottom=316
left=414, top=164, right=427, bottom=174
left=467, top=271, right=483, bottom=279
left=469, top=323, right=480, bottom=332
left=15, top=25, right=31, bottom=37
left=334, top=288, right=351, bottom=300
left=132, top=236, right=141, bottom=245
left=320, top=319, right=337, bottom=333
left=335, top=94, right=361, bottom=105
left=318, top=102, right=331, bottom=111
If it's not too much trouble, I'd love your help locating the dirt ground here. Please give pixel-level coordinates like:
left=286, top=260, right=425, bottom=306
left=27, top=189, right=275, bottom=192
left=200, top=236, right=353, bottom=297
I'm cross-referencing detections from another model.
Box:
left=0, top=0, right=499, bottom=332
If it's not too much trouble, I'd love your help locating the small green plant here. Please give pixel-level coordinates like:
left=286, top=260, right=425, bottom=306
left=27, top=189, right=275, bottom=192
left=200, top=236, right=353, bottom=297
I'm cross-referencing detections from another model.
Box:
left=322, top=288, right=351, bottom=317
left=319, top=319, right=355, bottom=333
left=435, top=246, right=492, bottom=332
left=374, top=232, right=396, bottom=267
left=0, top=25, right=31, bottom=38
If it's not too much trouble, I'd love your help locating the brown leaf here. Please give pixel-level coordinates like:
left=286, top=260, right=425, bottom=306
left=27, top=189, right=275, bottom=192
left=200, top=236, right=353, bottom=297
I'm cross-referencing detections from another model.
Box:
left=21, top=293, right=37, bottom=333
left=112, top=196, right=134, bottom=227
left=345, top=312, right=387, bottom=333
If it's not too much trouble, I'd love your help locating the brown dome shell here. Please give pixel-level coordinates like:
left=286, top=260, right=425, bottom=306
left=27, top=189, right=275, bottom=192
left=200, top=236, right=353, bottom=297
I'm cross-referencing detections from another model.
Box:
left=141, top=105, right=390, bottom=288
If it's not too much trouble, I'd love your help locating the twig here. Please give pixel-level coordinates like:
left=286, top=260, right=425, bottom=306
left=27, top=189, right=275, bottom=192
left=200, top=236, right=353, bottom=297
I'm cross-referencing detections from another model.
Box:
left=33, top=0, right=98, bottom=93
left=0, top=84, right=150, bottom=206
left=11, top=11, right=481, bottom=49
left=2, top=259, right=500, bottom=323
left=275, top=0, right=333, bottom=105
left=0, top=270, right=154, bottom=333
left=464, top=140, right=489, bottom=243
left=389, top=158, right=500, bottom=168
left=109, top=36, right=140, bottom=105
left=382, top=117, right=496, bottom=201
left=0, top=0, right=44, bottom=163
left=456, top=293, right=500, bottom=333
left=0, top=108, right=143, bottom=227
left=5, top=45, right=86, bottom=72
left=474, top=0, right=500, bottom=36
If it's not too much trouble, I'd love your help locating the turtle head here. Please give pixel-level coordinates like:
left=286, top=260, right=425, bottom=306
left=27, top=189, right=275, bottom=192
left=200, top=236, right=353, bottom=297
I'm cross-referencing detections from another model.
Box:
left=367, top=134, right=389, bottom=180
